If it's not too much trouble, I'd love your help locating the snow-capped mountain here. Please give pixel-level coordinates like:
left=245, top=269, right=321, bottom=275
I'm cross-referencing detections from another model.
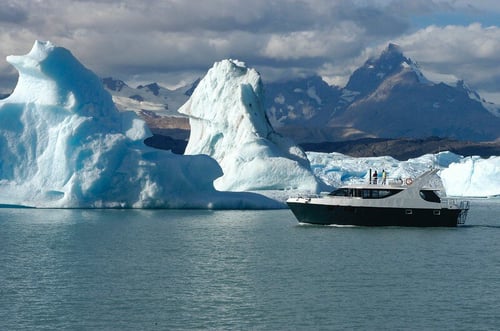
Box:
left=102, top=77, right=191, bottom=138
left=343, top=43, right=430, bottom=97
left=264, top=76, right=350, bottom=142
left=102, top=77, right=192, bottom=116
left=330, top=44, right=500, bottom=141
left=265, top=75, right=342, bottom=128
left=105, top=43, right=500, bottom=143
left=266, top=43, right=500, bottom=142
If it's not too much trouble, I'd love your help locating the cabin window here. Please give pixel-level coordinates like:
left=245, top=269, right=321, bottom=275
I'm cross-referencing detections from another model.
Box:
left=433, top=210, right=441, bottom=216
left=362, top=189, right=402, bottom=199
left=378, top=190, right=395, bottom=198
left=329, top=188, right=403, bottom=199
left=329, top=188, right=349, bottom=196
left=420, top=190, right=441, bottom=203
left=405, top=209, right=413, bottom=215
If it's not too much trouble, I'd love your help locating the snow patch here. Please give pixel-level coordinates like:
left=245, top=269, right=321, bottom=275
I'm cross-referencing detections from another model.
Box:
left=402, top=61, right=433, bottom=85
left=307, top=86, right=322, bottom=105
left=274, top=94, right=285, bottom=104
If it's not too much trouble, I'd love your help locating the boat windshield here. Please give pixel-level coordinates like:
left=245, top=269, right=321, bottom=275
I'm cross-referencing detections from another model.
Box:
left=329, top=188, right=403, bottom=199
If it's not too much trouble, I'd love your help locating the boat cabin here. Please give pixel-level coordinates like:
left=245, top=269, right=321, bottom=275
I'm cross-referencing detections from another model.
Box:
left=329, top=187, right=442, bottom=203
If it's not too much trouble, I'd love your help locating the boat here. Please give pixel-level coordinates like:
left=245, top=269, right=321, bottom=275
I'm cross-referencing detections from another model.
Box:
left=287, top=169, right=469, bottom=227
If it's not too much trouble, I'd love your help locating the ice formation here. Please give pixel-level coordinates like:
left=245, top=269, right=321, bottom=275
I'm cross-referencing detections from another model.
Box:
left=440, top=156, right=500, bottom=197
left=308, top=151, right=500, bottom=198
left=0, top=41, right=280, bottom=208
left=178, top=59, right=321, bottom=192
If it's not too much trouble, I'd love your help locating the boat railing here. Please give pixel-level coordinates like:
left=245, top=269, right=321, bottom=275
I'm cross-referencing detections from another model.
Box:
left=457, top=201, right=470, bottom=224
left=444, top=198, right=470, bottom=210
left=369, top=177, right=411, bottom=187
left=293, top=194, right=321, bottom=200
left=457, top=209, right=468, bottom=224
left=448, top=198, right=469, bottom=208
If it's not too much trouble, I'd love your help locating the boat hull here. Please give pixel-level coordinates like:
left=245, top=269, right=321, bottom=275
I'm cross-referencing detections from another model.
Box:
left=287, top=201, right=464, bottom=227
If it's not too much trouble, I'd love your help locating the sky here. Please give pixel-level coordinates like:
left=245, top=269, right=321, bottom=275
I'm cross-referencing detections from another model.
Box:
left=1, top=0, right=500, bottom=103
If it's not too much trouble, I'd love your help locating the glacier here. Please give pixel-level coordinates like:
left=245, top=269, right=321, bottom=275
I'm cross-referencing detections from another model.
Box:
left=178, top=59, right=321, bottom=192
left=0, top=41, right=280, bottom=209
left=0, top=41, right=497, bottom=210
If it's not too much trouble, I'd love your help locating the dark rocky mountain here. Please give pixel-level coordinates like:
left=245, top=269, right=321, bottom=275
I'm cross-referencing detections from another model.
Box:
left=344, top=43, right=412, bottom=97
left=102, top=77, right=128, bottom=92
left=333, top=46, right=499, bottom=140
left=265, top=43, right=500, bottom=142
left=138, top=82, right=161, bottom=96
left=184, top=78, right=200, bottom=97
left=265, top=75, right=342, bottom=127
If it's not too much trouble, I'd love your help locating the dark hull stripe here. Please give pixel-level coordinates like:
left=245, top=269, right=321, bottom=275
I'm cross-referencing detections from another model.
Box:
left=287, top=202, right=463, bottom=227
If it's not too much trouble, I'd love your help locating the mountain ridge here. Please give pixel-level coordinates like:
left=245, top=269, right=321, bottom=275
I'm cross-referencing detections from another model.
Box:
left=102, top=43, right=500, bottom=146
left=265, top=44, right=500, bottom=142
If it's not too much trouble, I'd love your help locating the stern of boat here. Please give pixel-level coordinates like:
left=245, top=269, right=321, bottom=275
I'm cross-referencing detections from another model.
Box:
left=444, top=198, right=470, bottom=225
left=457, top=200, right=470, bottom=225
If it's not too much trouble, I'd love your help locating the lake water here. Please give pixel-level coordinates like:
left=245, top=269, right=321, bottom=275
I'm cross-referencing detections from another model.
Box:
left=1, top=199, right=500, bottom=330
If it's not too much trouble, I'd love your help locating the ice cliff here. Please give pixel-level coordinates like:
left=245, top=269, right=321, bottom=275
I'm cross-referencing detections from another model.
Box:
left=178, top=59, right=321, bottom=192
left=0, top=41, right=279, bottom=208
left=440, top=155, right=500, bottom=197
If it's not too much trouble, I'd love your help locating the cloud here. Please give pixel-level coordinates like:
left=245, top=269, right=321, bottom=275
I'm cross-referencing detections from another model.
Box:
left=0, top=2, right=28, bottom=24
left=261, top=22, right=365, bottom=61
left=394, top=24, right=500, bottom=92
left=0, top=0, right=499, bottom=103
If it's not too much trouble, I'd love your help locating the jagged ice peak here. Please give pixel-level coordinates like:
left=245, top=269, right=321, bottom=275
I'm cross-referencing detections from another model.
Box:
left=7, top=41, right=116, bottom=118
left=179, top=59, right=322, bottom=192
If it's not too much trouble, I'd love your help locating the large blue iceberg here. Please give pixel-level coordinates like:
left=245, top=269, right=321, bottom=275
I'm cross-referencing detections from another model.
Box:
left=0, top=41, right=279, bottom=208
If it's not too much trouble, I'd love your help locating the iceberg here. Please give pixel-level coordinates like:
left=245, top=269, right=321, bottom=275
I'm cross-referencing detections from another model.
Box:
left=0, top=41, right=280, bottom=209
left=178, top=59, right=321, bottom=193
left=441, top=156, right=500, bottom=197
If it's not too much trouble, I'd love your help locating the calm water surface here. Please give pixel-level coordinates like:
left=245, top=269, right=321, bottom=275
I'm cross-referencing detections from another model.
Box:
left=1, top=199, right=500, bottom=330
